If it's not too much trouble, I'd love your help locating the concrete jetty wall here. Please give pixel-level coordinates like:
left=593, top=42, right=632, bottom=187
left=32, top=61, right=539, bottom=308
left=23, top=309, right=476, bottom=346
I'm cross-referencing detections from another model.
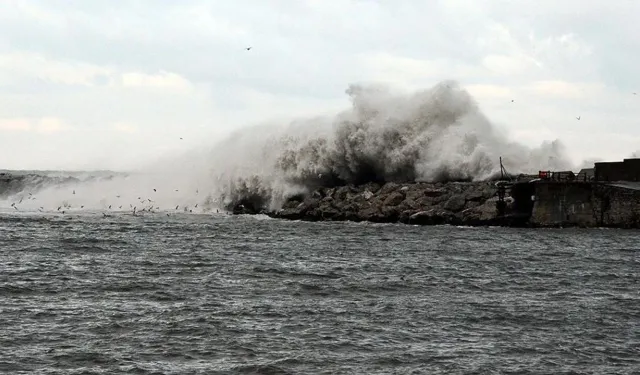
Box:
left=530, top=181, right=640, bottom=228
left=592, top=183, right=640, bottom=228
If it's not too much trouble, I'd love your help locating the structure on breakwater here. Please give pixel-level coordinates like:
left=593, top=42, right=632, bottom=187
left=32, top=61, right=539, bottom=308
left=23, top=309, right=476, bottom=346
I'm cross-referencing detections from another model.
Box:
left=510, top=158, right=640, bottom=228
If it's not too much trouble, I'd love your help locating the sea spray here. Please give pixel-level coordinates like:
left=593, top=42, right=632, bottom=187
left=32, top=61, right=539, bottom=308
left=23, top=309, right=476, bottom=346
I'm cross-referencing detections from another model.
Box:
left=209, top=80, right=573, bottom=211
left=1, top=80, right=573, bottom=213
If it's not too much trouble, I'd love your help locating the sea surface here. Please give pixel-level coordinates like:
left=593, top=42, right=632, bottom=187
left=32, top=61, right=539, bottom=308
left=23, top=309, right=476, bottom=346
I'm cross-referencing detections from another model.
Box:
left=0, top=212, right=638, bottom=374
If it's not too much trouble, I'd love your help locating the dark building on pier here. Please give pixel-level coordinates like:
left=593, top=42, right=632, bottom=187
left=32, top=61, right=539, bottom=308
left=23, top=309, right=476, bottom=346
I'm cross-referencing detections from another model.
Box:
left=594, top=158, right=640, bottom=182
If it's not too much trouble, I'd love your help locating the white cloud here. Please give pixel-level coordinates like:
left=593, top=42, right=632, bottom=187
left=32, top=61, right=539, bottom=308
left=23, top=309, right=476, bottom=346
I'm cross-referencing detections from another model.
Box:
left=522, top=80, right=605, bottom=99
left=0, top=117, right=69, bottom=133
left=465, top=84, right=513, bottom=100
left=119, top=71, right=194, bottom=92
left=35, top=117, right=69, bottom=133
left=0, top=51, right=109, bottom=86
left=0, top=118, right=31, bottom=131
left=111, top=122, right=138, bottom=134
left=481, top=54, right=542, bottom=75
left=0, top=51, right=197, bottom=94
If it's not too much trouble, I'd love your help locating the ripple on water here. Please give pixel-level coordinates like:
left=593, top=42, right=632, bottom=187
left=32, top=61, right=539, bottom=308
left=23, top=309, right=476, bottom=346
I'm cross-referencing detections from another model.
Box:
left=0, top=213, right=638, bottom=374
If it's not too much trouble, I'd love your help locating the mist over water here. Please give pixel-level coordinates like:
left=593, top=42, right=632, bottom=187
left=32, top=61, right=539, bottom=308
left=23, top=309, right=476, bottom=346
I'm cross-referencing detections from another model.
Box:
left=1, top=81, right=574, bottom=213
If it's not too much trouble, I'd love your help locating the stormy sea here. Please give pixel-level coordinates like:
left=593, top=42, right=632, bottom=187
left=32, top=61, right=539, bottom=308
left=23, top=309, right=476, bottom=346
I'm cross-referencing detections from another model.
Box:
left=1, top=82, right=638, bottom=373
left=1, top=212, right=639, bottom=374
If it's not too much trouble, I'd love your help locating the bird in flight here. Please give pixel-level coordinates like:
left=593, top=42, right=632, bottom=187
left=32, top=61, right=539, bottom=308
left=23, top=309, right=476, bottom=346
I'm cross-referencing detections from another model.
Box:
left=246, top=47, right=252, bottom=51
left=576, top=116, right=581, bottom=120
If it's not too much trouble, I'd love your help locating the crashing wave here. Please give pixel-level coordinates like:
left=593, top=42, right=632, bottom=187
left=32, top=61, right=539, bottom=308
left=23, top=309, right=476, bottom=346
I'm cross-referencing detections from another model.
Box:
left=209, top=80, right=572, bottom=211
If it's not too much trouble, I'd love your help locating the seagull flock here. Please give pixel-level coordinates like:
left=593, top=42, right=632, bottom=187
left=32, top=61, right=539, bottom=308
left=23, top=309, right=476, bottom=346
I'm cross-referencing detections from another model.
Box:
left=5, top=186, right=222, bottom=217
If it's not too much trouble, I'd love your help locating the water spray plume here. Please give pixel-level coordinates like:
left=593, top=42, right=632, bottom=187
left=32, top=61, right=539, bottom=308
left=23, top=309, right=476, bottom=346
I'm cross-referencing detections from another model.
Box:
left=208, top=80, right=572, bottom=210
left=1, top=80, right=573, bottom=214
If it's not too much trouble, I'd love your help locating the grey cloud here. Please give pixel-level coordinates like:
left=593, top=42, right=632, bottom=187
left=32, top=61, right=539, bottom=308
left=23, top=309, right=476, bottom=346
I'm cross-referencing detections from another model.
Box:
left=0, top=2, right=476, bottom=84
left=465, top=0, right=640, bottom=89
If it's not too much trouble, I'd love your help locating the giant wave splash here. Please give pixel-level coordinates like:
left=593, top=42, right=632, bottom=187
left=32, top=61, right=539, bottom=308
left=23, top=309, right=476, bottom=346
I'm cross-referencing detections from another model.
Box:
left=1, top=81, right=573, bottom=214
left=209, top=80, right=572, bottom=211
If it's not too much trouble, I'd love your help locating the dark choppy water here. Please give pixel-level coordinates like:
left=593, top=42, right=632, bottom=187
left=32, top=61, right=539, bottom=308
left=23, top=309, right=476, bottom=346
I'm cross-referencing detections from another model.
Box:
left=0, top=213, right=638, bottom=374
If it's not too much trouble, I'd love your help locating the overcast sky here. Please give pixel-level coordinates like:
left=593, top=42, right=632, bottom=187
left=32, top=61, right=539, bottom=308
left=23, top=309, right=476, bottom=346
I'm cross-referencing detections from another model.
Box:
left=1, top=0, right=639, bottom=170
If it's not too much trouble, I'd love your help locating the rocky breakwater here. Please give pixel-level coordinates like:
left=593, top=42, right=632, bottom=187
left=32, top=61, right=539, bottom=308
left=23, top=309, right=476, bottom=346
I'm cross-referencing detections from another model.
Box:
left=0, top=172, right=80, bottom=198
left=254, top=181, right=507, bottom=226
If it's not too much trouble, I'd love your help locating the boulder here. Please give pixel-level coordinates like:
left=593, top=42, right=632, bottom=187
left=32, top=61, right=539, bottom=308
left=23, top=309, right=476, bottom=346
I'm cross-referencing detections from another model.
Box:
left=363, top=190, right=374, bottom=200
left=379, top=182, right=401, bottom=195
left=383, top=191, right=405, bottom=206
left=423, top=188, right=447, bottom=197
left=444, top=195, right=466, bottom=212
left=357, top=206, right=386, bottom=222
left=459, top=198, right=499, bottom=224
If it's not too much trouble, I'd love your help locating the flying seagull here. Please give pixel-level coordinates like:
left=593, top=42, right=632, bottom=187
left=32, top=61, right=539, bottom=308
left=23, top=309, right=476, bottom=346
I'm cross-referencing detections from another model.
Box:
left=246, top=47, right=252, bottom=51
left=576, top=116, right=581, bottom=120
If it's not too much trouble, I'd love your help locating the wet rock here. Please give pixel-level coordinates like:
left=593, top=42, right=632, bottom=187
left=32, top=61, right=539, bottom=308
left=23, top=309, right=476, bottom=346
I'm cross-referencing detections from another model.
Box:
left=459, top=198, right=499, bottom=224
left=444, top=195, right=466, bottom=212
left=381, top=206, right=401, bottom=221
left=379, top=182, right=401, bottom=195
left=282, top=199, right=302, bottom=210
left=464, top=200, right=481, bottom=210
left=423, top=188, right=447, bottom=197
left=357, top=206, right=385, bottom=222
left=363, top=190, right=374, bottom=200
left=383, top=192, right=405, bottom=206
left=334, top=186, right=350, bottom=201
left=362, top=182, right=382, bottom=194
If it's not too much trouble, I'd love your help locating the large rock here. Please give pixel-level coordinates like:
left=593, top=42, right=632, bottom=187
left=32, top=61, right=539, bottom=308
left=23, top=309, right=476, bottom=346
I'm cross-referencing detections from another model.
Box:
left=444, top=195, right=466, bottom=212
left=459, top=198, right=499, bottom=225
left=357, top=206, right=386, bottom=222
left=383, top=191, right=405, bottom=206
